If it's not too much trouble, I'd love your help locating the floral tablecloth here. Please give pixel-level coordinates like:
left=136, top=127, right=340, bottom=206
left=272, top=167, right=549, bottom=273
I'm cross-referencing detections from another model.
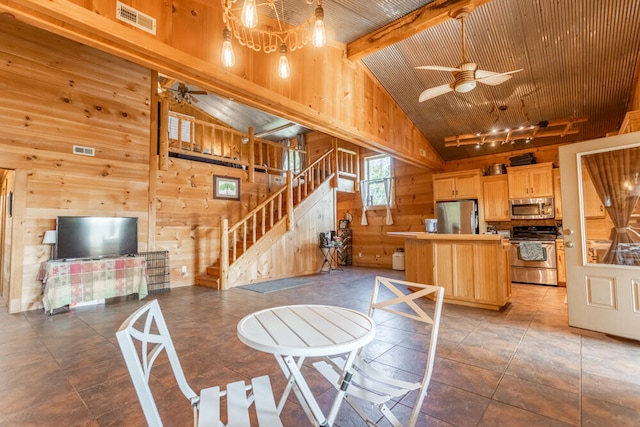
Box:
left=39, top=257, right=148, bottom=312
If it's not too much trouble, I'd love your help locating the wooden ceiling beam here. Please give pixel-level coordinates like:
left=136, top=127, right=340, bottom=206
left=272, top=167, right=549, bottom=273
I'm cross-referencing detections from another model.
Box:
left=346, top=0, right=493, bottom=61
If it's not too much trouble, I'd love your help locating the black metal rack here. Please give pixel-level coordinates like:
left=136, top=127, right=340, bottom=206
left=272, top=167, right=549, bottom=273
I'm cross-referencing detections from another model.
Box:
left=133, top=251, right=171, bottom=294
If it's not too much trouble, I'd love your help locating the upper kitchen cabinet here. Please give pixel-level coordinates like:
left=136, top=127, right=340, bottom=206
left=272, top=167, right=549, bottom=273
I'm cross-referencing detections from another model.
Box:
left=433, top=170, right=481, bottom=201
left=508, top=163, right=554, bottom=199
left=553, top=169, right=563, bottom=219
left=482, top=175, right=510, bottom=221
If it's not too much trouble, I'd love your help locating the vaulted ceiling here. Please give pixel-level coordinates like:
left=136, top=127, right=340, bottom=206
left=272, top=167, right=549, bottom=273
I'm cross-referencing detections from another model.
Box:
left=177, top=0, right=640, bottom=163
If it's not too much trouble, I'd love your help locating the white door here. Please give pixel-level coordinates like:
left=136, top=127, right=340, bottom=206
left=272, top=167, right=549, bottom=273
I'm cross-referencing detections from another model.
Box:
left=559, top=132, right=640, bottom=341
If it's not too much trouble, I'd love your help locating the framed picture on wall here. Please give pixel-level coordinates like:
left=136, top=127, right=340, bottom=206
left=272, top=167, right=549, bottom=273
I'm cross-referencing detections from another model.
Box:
left=214, top=176, right=240, bottom=200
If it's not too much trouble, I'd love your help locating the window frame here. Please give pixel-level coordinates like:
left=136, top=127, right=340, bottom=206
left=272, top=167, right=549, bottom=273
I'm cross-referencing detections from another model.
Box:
left=362, top=154, right=395, bottom=209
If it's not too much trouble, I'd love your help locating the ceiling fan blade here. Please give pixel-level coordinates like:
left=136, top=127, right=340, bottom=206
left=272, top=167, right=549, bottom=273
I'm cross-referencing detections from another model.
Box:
left=189, top=90, right=208, bottom=95
left=419, top=84, right=454, bottom=102
left=416, top=65, right=461, bottom=72
left=477, top=69, right=523, bottom=86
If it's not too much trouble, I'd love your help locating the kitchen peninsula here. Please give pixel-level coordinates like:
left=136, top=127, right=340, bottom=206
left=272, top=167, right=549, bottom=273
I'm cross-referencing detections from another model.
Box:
left=389, top=233, right=511, bottom=310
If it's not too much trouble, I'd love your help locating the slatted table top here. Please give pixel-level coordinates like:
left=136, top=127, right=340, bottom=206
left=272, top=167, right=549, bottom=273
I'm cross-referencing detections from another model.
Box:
left=237, top=305, right=375, bottom=357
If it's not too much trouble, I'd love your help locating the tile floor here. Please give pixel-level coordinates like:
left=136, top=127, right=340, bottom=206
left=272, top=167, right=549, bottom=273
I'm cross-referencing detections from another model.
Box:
left=1, top=267, right=639, bottom=426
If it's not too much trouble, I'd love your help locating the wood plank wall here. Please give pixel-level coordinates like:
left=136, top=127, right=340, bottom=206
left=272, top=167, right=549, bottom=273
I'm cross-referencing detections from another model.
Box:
left=0, top=16, right=152, bottom=312
left=14, top=0, right=444, bottom=170
left=0, top=15, right=330, bottom=311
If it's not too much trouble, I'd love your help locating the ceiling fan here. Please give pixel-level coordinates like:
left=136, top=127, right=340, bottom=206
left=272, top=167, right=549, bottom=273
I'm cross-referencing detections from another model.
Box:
left=416, top=8, right=522, bottom=102
left=169, top=83, right=208, bottom=104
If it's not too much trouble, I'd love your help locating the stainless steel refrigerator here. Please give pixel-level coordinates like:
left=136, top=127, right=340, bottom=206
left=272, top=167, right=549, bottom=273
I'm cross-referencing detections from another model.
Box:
left=435, top=199, right=479, bottom=234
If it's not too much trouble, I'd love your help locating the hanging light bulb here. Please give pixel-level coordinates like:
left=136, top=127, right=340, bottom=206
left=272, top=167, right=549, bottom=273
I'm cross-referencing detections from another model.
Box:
left=241, top=0, right=258, bottom=28
left=221, top=27, right=235, bottom=68
left=312, top=2, right=326, bottom=48
left=278, top=44, right=290, bottom=79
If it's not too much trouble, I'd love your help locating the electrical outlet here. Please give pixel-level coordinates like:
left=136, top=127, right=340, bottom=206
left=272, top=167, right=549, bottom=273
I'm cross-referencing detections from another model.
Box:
left=358, top=252, right=362, bottom=257
left=181, top=265, right=187, bottom=276
left=375, top=254, right=380, bottom=261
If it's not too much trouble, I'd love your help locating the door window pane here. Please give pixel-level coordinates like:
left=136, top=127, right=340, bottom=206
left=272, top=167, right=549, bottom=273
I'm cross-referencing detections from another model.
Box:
left=581, top=146, right=640, bottom=265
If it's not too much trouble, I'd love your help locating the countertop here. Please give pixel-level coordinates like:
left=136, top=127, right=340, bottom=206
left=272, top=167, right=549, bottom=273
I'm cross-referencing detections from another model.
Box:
left=387, top=232, right=507, bottom=241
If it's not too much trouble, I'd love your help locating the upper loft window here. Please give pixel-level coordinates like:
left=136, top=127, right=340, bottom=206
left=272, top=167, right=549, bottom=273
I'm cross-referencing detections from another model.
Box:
left=168, top=114, right=192, bottom=143
left=362, top=154, right=394, bottom=207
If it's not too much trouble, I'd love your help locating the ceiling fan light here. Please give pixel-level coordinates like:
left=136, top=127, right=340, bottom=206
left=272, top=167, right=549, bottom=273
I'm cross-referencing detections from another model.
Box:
left=454, top=79, right=476, bottom=93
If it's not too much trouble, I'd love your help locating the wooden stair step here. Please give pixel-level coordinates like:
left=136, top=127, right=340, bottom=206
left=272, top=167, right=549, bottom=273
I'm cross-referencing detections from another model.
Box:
left=195, top=275, right=219, bottom=289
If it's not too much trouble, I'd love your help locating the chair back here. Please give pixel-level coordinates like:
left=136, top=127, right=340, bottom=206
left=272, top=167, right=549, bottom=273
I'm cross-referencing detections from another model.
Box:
left=116, top=299, right=198, bottom=426
left=369, top=276, right=444, bottom=424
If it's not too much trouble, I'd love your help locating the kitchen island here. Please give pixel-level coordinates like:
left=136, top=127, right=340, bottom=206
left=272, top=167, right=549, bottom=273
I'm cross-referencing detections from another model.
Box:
left=388, top=232, right=511, bottom=310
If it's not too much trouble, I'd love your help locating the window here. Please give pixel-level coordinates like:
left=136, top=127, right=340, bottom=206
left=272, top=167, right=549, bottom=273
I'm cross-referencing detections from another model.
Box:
left=168, top=114, right=192, bottom=143
left=363, top=155, right=393, bottom=207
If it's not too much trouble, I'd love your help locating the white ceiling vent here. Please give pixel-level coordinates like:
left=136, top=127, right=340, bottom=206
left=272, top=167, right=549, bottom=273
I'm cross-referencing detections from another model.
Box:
left=116, top=1, right=156, bottom=35
left=73, top=145, right=95, bottom=157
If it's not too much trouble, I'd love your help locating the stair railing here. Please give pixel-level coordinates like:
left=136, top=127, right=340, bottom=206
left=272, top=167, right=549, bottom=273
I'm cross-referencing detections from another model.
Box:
left=218, top=149, right=336, bottom=289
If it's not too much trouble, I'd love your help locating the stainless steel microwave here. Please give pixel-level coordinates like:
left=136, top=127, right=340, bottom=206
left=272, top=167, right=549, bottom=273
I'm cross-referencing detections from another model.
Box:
left=509, top=197, right=555, bottom=219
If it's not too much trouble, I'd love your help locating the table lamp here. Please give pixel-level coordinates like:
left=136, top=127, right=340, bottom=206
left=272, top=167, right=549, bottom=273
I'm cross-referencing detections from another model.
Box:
left=42, top=230, right=56, bottom=260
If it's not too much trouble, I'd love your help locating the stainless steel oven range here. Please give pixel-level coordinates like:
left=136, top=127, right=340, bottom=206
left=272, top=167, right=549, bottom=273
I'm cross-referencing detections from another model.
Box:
left=510, top=226, right=558, bottom=286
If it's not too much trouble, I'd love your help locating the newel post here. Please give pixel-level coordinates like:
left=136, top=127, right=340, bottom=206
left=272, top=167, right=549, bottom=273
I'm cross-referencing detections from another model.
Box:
left=220, top=218, right=230, bottom=290
left=248, top=127, right=255, bottom=183
left=332, top=137, right=339, bottom=188
left=286, top=170, right=294, bottom=231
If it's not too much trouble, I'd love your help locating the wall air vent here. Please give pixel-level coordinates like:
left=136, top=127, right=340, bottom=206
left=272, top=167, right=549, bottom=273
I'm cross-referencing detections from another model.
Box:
left=116, top=1, right=156, bottom=35
left=73, top=145, right=95, bottom=157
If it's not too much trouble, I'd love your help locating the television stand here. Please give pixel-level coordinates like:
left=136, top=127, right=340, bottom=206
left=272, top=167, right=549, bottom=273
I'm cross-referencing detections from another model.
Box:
left=38, top=256, right=149, bottom=314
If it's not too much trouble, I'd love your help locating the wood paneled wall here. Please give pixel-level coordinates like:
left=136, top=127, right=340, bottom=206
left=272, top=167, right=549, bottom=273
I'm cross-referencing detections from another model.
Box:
left=2, top=0, right=444, bottom=171
left=337, top=156, right=436, bottom=269
left=0, top=15, right=331, bottom=311
left=0, top=17, right=152, bottom=312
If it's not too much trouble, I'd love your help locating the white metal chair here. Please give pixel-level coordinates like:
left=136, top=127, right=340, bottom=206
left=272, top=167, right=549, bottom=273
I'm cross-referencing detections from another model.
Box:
left=313, top=276, right=445, bottom=427
left=115, top=299, right=283, bottom=427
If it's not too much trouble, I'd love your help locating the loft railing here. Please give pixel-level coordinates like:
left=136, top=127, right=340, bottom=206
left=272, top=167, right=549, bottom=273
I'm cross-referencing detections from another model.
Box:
left=160, top=110, right=307, bottom=180
left=218, top=149, right=335, bottom=289
left=337, top=147, right=358, bottom=179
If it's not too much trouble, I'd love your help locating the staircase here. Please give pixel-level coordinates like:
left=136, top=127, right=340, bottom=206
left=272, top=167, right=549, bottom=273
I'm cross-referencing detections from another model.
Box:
left=196, top=150, right=337, bottom=289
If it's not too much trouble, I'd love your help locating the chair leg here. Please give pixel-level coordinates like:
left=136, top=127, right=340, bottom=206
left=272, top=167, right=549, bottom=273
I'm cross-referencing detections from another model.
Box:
left=380, top=403, right=403, bottom=427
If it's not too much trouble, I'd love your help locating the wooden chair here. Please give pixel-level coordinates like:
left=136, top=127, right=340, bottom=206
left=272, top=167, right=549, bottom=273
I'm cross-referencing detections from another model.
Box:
left=116, top=299, right=283, bottom=427
left=313, top=276, right=445, bottom=427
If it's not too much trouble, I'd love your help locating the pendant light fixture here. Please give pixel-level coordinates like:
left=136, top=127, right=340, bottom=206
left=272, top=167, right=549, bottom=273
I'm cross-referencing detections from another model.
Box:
left=240, top=0, right=258, bottom=28
left=221, top=0, right=326, bottom=78
left=312, top=1, right=326, bottom=48
left=278, top=44, right=290, bottom=79
left=221, top=27, right=235, bottom=68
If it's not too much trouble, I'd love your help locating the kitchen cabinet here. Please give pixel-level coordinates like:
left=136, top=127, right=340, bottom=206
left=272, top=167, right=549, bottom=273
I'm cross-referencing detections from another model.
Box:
left=582, top=165, right=605, bottom=218
left=508, top=162, right=554, bottom=198
left=553, top=169, right=563, bottom=219
left=391, top=233, right=511, bottom=311
left=556, top=239, right=566, bottom=284
left=482, top=175, right=510, bottom=221
left=433, top=170, right=481, bottom=201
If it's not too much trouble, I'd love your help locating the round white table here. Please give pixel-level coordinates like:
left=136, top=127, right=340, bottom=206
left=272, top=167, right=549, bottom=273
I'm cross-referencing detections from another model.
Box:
left=237, top=304, right=376, bottom=426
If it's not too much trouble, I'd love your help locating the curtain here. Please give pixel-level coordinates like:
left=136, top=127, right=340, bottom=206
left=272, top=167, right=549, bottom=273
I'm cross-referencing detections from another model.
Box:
left=384, top=177, right=394, bottom=225
left=583, top=147, right=640, bottom=265
left=360, top=180, right=369, bottom=226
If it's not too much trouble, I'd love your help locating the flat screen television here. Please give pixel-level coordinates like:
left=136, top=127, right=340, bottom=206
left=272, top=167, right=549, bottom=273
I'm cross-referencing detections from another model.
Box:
left=56, top=216, right=138, bottom=260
